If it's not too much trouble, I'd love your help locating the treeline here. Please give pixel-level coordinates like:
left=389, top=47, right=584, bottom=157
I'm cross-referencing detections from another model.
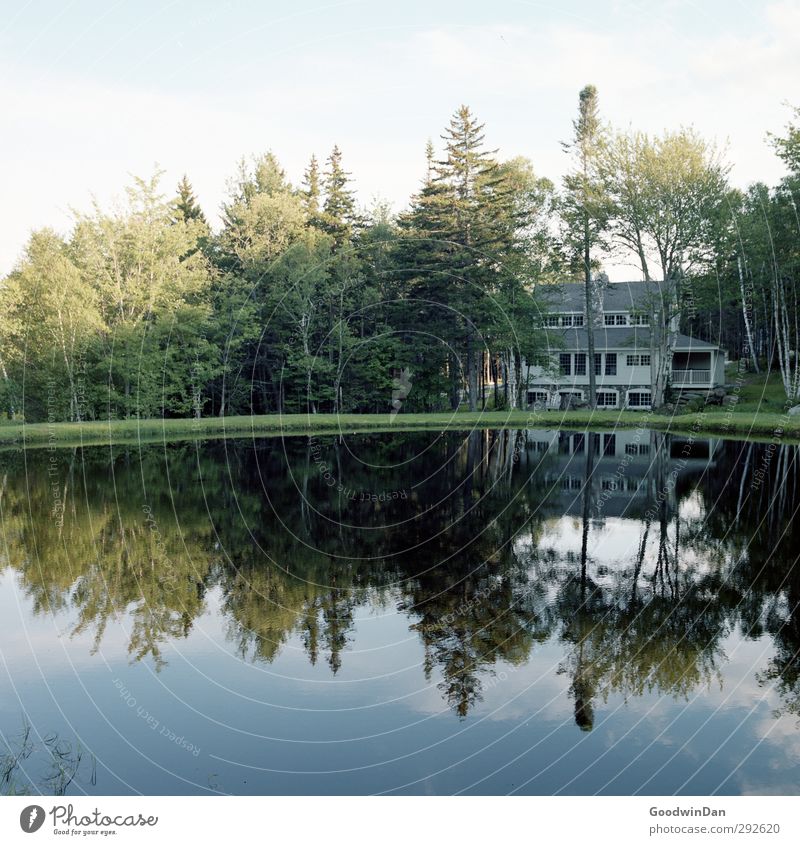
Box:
left=1, top=96, right=798, bottom=422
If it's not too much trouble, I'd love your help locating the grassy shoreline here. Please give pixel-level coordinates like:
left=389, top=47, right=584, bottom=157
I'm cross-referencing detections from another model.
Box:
left=0, top=408, right=797, bottom=450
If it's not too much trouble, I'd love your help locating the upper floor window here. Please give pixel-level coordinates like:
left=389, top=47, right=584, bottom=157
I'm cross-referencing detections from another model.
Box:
left=559, top=353, right=572, bottom=376
left=626, top=354, right=651, bottom=367
left=604, top=313, right=628, bottom=326
left=605, top=353, right=617, bottom=375
left=545, top=313, right=584, bottom=328
left=630, top=312, right=650, bottom=326
left=574, top=353, right=587, bottom=375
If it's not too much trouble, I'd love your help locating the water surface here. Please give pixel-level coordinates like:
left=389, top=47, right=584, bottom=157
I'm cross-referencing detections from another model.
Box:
left=1, top=428, right=799, bottom=795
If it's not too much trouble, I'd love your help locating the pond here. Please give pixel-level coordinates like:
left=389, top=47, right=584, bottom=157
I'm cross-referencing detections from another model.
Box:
left=1, top=428, right=799, bottom=795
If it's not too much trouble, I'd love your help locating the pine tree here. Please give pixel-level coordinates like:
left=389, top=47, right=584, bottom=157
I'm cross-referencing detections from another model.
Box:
left=396, top=109, right=524, bottom=411
left=435, top=105, right=516, bottom=410
left=321, top=145, right=357, bottom=246
left=173, top=175, right=206, bottom=224
left=561, top=84, right=609, bottom=410
left=302, top=154, right=321, bottom=215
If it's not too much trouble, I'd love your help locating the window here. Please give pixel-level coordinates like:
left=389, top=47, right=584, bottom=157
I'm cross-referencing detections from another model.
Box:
left=596, top=392, right=617, bottom=407
left=573, top=315, right=584, bottom=327
left=615, top=314, right=627, bottom=325
left=604, top=315, right=615, bottom=326
left=573, top=433, right=585, bottom=454
left=545, top=316, right=560, bottom=328
left=630, top=313, right=650, bottom=326
left=559, top=353, right=572, bottom=376
left=561, top=315, right=573, bottom=327
left=626, top=354, right=652, bottom=367
left=625, top=443, right=638, bottom=456
left=605, top=353, right=617, bottom=375
left=603, top=433, right=616, bottom=454
left=528, top=390, right=548, bottom=404
left=574, top=353, right=587, bottom=375
left=628, top=391, right=652, bottom=407
left=594, top=354, right=602, bottom=375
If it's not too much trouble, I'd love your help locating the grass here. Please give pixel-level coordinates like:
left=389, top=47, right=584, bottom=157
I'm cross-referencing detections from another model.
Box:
left=1, top=368, right=797, bottom=449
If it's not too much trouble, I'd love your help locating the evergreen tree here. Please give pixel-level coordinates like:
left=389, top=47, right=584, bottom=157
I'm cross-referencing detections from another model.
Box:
left=173, top=174, right=206, bottom=224
left=561, top=84, right=609, bottom=410
left=302, top=154, right=321, bottom=216
left=321, top=145, right=357, bottom=246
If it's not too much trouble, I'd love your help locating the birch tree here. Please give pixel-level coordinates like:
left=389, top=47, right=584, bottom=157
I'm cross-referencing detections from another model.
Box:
left=601, top=128, right=729, bottom=405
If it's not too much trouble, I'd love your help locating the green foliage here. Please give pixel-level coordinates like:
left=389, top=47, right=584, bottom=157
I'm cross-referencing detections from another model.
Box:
left=2, top=96, right=798, bottom=420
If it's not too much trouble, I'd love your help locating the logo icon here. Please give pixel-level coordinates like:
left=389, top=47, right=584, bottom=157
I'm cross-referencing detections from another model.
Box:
left=20, top=805, right=45, bottom=833
left=389, top=367, right=413, bottom=423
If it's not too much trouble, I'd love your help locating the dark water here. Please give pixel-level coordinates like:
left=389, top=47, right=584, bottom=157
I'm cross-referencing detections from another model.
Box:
left=1, top=428, right=799, bottom=795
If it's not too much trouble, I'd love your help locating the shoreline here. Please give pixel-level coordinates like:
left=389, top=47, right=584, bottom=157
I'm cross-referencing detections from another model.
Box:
left=0, top=409, right=797, bottom=450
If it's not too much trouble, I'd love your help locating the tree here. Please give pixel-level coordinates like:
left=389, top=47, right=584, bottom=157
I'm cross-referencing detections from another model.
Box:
left=321, top=145, right=357, bottom=247
left=71, top=172, right=215, bottom=418
left=0, top=230, right=102, bottom=421
left=770, top=105, right=800, bottom=175
left=302, top=154, right=321, bottom=218
left=600, top=128, right=729, bottom=405
left=172, top=175, right=206, bottom=224
left=561, top=85, right=609, bottom=410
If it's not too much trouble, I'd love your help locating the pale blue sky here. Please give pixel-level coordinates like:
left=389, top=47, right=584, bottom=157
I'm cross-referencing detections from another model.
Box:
left=1, top=0, right=797, bottom=277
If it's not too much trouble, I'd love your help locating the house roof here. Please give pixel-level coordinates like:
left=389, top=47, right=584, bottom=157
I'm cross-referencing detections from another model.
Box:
left=540, top=280, right=675, bottom=312
left=673, top=334, right=718, bottom=351
left=544, top=327, right=719, bottom=351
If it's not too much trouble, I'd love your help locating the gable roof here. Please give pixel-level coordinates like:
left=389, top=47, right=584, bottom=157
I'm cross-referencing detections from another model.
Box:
left=540, top=280, right=675, bottom=312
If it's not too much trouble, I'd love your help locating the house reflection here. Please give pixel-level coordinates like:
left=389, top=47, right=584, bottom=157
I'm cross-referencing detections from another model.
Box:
left=3, top=431, right=798, bottom=728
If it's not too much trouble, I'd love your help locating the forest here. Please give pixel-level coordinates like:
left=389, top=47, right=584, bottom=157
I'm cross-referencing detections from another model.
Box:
left=1, top=89, right=798, bottom=423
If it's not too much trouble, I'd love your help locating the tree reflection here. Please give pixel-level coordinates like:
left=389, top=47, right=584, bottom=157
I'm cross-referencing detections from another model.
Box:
left=2, top=430, right=800, bottom=724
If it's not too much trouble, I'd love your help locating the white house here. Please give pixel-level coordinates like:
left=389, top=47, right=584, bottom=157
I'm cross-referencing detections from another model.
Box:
left=525, top=280, right=725, bottom=410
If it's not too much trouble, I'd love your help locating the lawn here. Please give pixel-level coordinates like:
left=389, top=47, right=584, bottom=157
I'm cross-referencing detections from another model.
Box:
left=1, top=406, right=797, bottom=451
left=0, top=366, right=796, bottom=449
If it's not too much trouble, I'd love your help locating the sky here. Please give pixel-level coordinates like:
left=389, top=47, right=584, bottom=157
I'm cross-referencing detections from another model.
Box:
left=1, top=0, right=798, bottom=279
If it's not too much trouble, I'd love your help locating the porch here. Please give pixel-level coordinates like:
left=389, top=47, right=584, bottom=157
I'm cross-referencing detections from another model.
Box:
left=671, top=350, right=715, bottom=387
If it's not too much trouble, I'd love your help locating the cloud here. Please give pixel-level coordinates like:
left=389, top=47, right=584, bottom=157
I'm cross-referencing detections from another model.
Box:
left=0, top=3, right=797, bottom=276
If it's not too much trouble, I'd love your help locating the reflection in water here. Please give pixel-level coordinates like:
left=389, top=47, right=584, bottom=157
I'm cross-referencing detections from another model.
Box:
left=1, top=428, right=800, bottom=792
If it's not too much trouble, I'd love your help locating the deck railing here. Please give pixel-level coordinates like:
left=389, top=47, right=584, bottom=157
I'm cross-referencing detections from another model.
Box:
left=671, top=369, right=711, bottom=386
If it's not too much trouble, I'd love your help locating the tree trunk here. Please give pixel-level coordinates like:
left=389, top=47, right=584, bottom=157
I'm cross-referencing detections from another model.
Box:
left=738, top=258, right=759, bottom=374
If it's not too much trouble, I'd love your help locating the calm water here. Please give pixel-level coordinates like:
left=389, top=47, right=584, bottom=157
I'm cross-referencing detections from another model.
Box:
left=1, top=428, right=799, bottom=795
